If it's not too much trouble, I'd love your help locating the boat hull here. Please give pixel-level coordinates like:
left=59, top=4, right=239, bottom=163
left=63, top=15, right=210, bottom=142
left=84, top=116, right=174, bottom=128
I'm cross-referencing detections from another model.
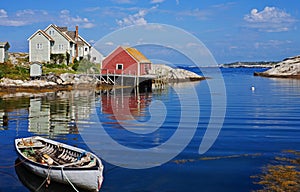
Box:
left=15, top=136, right=103, bottom=192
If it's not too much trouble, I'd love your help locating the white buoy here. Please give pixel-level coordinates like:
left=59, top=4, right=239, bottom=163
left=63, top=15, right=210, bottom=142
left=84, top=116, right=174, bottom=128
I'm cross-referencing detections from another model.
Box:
left=251, top=86, right=255, bottom=91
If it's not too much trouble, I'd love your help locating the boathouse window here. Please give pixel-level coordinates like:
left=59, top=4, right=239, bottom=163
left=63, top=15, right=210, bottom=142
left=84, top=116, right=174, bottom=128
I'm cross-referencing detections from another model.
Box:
left=116, top=64, right=123, bottom=70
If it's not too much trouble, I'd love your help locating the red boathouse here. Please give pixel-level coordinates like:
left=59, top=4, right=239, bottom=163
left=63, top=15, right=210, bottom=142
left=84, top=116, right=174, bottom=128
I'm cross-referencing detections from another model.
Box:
left=101, top=46, right=152, bottom=76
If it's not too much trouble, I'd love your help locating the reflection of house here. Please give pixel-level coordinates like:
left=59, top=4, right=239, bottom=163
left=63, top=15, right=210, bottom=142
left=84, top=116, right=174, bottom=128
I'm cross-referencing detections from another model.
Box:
left=28, top=24, right=91, bottom=63
left=101, top=92, right=151, bottom=121
left=28, top=98, right=50, bottom=133
left=28, top=91, right=95, bottom=135
left=102, top=46, right=152, bottom=75
left=0, top=42, right=10, bottom=63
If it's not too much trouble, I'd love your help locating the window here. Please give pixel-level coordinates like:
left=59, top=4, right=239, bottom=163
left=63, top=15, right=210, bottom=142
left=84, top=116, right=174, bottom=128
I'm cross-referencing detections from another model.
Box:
left=36, top=43, right=43, bottom=49
left=93, top=57, right=97, bottom=61
left=85, top=47, right=88, bottom=52
left=49, top=30, right=55, bottom=35
left=116, top=64, right=123, bottom=70
left=58, top=44, right=64, bottom=50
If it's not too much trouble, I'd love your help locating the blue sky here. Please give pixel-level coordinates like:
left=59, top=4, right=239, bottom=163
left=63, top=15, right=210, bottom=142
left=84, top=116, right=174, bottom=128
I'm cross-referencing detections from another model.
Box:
left=0, top=0, right=299, bottom=64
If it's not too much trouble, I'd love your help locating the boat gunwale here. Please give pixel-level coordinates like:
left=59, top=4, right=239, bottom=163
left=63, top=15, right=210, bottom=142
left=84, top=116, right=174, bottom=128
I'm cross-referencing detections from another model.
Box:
left=15, top=136, right=102, bottom=171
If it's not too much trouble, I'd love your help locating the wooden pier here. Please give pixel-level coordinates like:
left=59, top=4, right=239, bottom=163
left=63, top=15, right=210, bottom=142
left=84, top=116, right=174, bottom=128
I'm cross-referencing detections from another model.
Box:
left=91, top=73, right=158, bottom=92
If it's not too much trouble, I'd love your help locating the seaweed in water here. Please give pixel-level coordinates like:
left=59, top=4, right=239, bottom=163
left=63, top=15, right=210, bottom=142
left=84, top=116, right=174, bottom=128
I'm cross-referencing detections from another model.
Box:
left=252, top=150, right=300, bottom=192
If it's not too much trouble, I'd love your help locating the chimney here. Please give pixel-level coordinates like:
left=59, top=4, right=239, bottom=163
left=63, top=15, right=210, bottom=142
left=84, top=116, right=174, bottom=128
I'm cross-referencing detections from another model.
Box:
left=75, top=26, right=79, bottom=39
left=75, top=26, right=79, bottom=58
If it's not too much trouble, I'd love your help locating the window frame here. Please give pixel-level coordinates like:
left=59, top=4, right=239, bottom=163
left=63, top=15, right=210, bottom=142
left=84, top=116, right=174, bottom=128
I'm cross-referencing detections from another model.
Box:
left=36, top=43, right=43, bottom=49
left=116, top=63, right=123, bottom=70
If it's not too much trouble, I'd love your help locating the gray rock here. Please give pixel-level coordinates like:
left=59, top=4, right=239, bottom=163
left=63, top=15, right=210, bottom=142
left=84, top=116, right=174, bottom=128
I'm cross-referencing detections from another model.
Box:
left=254, top=55, right=300, bottom=78
left=149, top=64, right=204, bottom=81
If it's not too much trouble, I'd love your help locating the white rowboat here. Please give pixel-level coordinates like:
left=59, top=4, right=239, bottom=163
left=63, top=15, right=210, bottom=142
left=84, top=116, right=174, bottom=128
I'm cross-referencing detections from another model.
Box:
left=15, top=136, right=104, bottom=191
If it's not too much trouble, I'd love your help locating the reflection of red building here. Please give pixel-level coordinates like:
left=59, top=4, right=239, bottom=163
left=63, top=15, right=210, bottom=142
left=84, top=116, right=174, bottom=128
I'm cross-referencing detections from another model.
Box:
left=101, top=46, right=152, bottom=76
left=101, top=92, right=151, bottom=121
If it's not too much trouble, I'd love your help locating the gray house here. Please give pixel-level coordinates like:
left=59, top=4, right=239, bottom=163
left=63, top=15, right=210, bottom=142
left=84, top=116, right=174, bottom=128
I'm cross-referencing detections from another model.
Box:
left=0, top=42, right=10, bottom=63
left=90, top=47, right=104, bottom=64
left=28, top=24, right=91, bottom=63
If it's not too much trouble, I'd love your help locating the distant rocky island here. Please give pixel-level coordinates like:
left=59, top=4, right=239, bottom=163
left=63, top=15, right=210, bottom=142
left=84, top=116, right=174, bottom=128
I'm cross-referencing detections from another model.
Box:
left=220, top=61, right=278, bottom=68
left=254, top=55, right=300, bottom=78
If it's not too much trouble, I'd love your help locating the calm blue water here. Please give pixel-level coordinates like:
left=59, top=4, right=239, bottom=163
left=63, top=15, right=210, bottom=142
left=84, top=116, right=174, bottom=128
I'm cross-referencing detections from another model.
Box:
left=0, top=67, right=300, bottom=191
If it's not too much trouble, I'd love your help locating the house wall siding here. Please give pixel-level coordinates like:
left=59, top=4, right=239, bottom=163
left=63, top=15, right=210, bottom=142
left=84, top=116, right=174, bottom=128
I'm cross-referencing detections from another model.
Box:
left=45, top=26, right=70, bottom=55
left=90, top=47, right=103, bottom=64
left=0, top=48, right=4, bottom=63
left=29, top=33, right=50, bottom=62
left=140, top=63, right=151, bottom=75
left=102, top=47, right=138, bottom=75
left=77, top=44, right=90, bottom=59
left=0, top=43, right=9, bottom=63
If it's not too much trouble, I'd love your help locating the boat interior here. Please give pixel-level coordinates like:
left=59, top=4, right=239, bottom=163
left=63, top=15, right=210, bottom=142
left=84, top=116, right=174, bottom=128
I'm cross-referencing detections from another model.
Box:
left=17, top=138, right=97, bottom=168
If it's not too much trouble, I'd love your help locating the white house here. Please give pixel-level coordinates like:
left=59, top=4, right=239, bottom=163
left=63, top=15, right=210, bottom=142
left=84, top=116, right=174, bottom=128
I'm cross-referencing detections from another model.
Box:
left=28, top=24, right=91, bottom=64
left=0, top=42, right=10, bottom=63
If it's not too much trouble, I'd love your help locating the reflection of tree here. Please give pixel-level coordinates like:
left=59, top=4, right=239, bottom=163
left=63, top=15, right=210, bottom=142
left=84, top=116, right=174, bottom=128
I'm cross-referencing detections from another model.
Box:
left=0, top=97, right=30, bottom=130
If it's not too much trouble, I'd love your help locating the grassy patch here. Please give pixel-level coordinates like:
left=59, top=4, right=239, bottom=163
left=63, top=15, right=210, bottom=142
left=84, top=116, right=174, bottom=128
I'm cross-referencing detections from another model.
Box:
left=0, top=63, right=30, bottom=80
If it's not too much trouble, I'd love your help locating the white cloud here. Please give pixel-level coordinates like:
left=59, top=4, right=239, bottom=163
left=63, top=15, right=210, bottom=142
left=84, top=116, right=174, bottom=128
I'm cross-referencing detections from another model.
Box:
left=116, top=5, right=158, bottom=27
left=60, top=10, right=70, bottom=15
left=0, top=8, right=94, bottom=28
left=0, top=9, right=8, bottom=18
left=111, top=0, right=134, bottom=4
left=244, top=6, right=296, bottom=32
left=178, top=8, right=211, bottom=20
left=84, top=7, right=100, bottom=12
left=105, top=42, right=114, bottom=46
left=150, top=0, right=165, bottom=4
left=254, top=40, right=292, bottom=49
left=16, top=9, right=35, bottom=17
left=60, top=9, right=95, bottom=28
left=0, top=9, right=41, bottom=26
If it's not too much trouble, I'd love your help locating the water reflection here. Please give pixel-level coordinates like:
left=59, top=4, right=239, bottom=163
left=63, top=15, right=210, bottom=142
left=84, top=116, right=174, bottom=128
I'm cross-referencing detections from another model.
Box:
left=101, top=88, right=152, bottom=121
left=0, top=90, right=96, bottom=136
left=0, top=88, right=154, bottom=136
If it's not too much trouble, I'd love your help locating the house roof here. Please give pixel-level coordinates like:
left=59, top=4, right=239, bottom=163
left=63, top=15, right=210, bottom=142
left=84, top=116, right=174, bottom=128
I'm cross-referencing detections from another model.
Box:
left=57, top=26, right=68, bottom=32
left=66, top=31, right=91, bottom=47
left=124, top=47, right=151, bottom=63
left=28, top=24, right=91, bottom=49
left=27, top=29, right=54, bottom=41
left=44, top=24, right=75, bottom=43
left=0, top=42, right=10, bottom=48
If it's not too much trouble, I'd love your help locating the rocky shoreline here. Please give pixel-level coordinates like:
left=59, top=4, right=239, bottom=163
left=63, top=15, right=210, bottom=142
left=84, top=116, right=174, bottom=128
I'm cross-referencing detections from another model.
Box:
left=0, top=64, right=205, bottom=94
left=254, top=55, right=300, bottom=78
left=0, top=73, right=102, bottom=96
left=150, top=64, right=205, bottom=82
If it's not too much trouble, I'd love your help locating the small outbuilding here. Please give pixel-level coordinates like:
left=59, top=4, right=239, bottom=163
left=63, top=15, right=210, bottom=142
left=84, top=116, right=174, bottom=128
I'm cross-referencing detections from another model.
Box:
left=30, top=62, right=42, bottom=79
left=101, top=46, right=151, bottom=76
left=0, top=42, right=10, bottom=63
left=90, top=47, right=104, bottom=64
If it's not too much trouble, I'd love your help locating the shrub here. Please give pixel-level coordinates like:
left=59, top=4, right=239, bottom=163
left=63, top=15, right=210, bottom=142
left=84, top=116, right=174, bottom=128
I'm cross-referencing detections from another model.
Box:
left=50, top=54, right=65, bottom=64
